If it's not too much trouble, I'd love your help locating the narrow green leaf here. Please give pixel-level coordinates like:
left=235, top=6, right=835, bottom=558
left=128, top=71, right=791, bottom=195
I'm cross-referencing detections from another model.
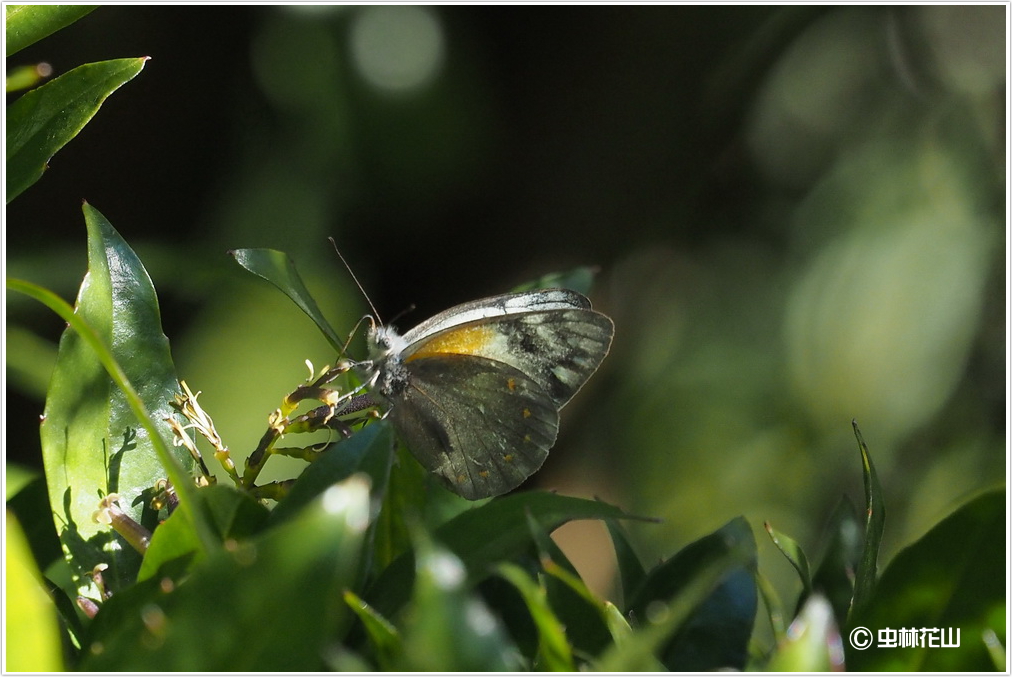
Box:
left=228, top=248, right=343, bottom=351
left=606, top=518, right=647, bottom=608
left=28, top=204, right=196, bottom=603
left=7, top=57, right=147, bottom=201
left=625, top=516, right=758, bottom=671
left=5, top=511, right=64, bottom=672
left=5, top=4, right=98, bottom=56
left=847, top=490, right=1004, bottom=671
left=81, top=477, right=371, bottom=671
left=812, top=495, right=863, bottom=627
left=766, top=594, right=845, bottom=671
left=764, top=521, right=813, bottom=596
left=497, top=563, right=574, bottom=671
left=850, top=420, right=885, bottom=616
left=525, top=513, right=613, bottom=660
left=365, top=492, right=643, bottom=617
left=344, top=590, right=402, bottom=670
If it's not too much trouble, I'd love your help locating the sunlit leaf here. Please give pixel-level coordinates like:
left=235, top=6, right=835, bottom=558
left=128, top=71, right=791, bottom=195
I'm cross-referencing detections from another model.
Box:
left=6, top=511, right=63, bottom=672
left=5, top=4, right=97, bottom=56
left=7, top=58, right=147, bottom=201
left=228, top=248, right=343, bottom=351
left=36, top=204, right=194, bottom=603
left=81, top=477, right=371, bottom=671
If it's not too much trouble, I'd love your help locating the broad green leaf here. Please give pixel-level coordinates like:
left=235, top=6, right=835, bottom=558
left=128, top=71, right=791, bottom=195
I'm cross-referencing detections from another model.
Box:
left=597, top=519, right=757, bottom=672
left=138, top=485, right=268, bottom=582
left=81, top=477, right=371, bottom=671
left=37, top=204, right=194, bottom=603
left=344, top=590, right=402, bottom=670
left=497, top=563, right=574, bottom=671
left=765, top=521, right=813, bottom=597
left=7, top=58, right=147, bottom=201
left=228, top=248, right=343, bottom=351
left=395, top=537, right=522, bottom=671
left=766, top=594, right=845, bottom=671
left=365, top=492, right=642, bottom=617
left=5, top=4, right=97, bottom=56
left=270, top=421, right=393, bottom=525
left=847, top=490, right=1004, bottom=671
left=625, top=516, right=758, bottom=671
left=851, top=420, right=885, bottom=616
left=6, top=511, right=63, bottom=672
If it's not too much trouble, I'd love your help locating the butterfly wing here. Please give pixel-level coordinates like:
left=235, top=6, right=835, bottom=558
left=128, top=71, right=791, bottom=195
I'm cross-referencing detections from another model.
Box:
left=387, top=353, right=559, bottom=499
left=402, top=305, right=614, bottom=409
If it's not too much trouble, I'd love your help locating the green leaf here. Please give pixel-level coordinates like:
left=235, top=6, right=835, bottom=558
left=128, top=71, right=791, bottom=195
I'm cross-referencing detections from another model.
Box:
left=764, top=521, right=813, bottom=597
left=228, top=248, right=343, bottom=352
left=624, top=516, right=758, bottom=671
left=497, top=563, right=574, bottom=671
left=812, top=495, right=863, bottom=627
left=517, top=512, right=613, bottom=661
left=766, top=594, right=845, bottom=671
left=138, top=485, right=269, bottom=582
left=395, top=537, right=522, bottom=671
left=606, top=518, right=647, bottom=608
left=5, top=4, right=98, bottom=56
left=365, top=492, right=642, bottom=617
left=597, top=518, right=757, bottom=672
left=850, top=420, right=885, bottom=617
left=7, top=57, right=147, bottom=202
left=35, top=204, right=195, bottom=603
left=344, top=590, right=402, bottom=670
left=5, top=511, right=64, bottom=672
left=80, top=477, right=371, bottom=671
left=270, top=421, right=393, bottom=525
left=847, top=490, right=1005, bottom=671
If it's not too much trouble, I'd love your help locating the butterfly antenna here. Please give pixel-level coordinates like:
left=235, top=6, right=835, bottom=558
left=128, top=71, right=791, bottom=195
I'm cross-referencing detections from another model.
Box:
left=329, top=237, right=383, bottom=324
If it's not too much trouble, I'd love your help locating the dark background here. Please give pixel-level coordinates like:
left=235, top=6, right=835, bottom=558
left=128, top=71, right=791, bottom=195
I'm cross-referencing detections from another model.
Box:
left=6, top=5, right=1005, bottom=600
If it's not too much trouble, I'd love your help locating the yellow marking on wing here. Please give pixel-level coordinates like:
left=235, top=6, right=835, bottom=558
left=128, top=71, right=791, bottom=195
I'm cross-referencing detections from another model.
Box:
left=503, top=453, right=514, bottom=463
left=522, top=407, right=531, bottom=418
left=479, top=470, right=489, bottom=478
left=406, top=324, right=496, bottom=361
left=507, top=377, right=516, bottom=391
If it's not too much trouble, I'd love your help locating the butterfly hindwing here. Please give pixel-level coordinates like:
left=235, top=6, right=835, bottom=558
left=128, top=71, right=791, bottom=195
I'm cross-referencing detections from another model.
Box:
left=387, top=353, right=559, bottom=499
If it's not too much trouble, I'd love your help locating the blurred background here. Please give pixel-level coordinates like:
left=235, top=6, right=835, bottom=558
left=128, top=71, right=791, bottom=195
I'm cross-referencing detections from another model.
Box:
left=6, top=5, right=1006, bottom=610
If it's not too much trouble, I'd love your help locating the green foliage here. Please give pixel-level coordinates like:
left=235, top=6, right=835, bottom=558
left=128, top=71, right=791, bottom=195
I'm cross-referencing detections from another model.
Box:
left=9, top=208, right=1004, bottom=670
left=5, top=6, right=1004, bottom=672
